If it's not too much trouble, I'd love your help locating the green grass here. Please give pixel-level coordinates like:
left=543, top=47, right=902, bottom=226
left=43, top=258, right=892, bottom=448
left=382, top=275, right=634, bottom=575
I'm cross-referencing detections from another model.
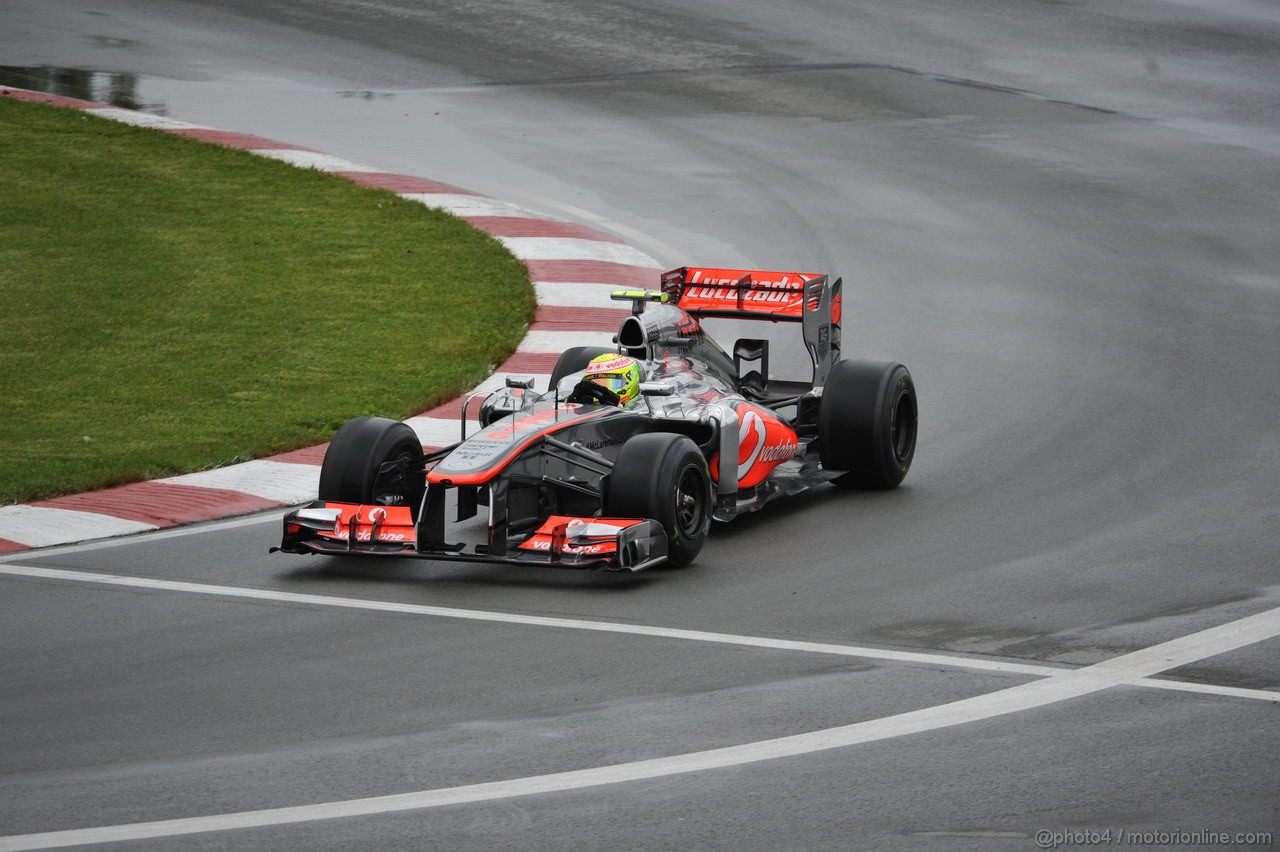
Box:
left=0, top=95, right=536, bottom=504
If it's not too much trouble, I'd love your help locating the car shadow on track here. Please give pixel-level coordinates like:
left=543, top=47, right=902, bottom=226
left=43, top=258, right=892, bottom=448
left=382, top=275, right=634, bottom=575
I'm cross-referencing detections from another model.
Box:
left=709, top=480, right=919, bottom=541
left=276, top=557, right=660, bottom=592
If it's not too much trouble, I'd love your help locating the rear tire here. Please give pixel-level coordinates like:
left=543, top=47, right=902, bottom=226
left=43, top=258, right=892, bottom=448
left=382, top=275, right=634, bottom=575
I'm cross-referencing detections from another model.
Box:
left=318, top=417, right=426, bottom=516
left=818, top=360, right=917, bottom=488
left=605, top=433, right=712, bottom=567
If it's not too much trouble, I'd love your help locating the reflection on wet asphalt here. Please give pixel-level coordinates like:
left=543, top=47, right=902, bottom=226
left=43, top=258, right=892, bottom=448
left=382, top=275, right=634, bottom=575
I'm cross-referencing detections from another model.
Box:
left=0, top=64, right=164, bottom=113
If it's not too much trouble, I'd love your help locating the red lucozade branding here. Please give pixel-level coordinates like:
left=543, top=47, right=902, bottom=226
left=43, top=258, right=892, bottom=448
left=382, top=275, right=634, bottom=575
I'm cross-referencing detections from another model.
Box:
left=670, top=266, right=820, bottom=318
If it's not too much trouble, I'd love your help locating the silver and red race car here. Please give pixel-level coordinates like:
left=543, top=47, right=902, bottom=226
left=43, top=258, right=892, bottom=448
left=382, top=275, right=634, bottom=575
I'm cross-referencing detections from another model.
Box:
left=273, top=266, right=917, bottom=571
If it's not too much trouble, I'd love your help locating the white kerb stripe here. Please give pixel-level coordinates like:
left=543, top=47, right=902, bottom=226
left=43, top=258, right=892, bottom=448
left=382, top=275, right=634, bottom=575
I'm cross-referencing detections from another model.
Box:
left=402, top=416, right=469, bottom=448
left=535, top=283, right=628, bottom=309
left=496, top=237, right=661, bottom=267
left=519, top=331, right=617, bottom=352
left=159, top=461, right=319, bottom=504
left=402, top=194, right=560, bottom=219
left=86, top=108, right=208, bottom=131
left=0, top=506, right=156, bottom=548
left=249, top=150, right=383, bottom=172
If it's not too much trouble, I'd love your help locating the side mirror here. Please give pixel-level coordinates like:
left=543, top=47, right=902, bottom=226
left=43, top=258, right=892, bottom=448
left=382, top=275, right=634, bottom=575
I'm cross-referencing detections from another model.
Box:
left=640, top=381, right=677, bottom=397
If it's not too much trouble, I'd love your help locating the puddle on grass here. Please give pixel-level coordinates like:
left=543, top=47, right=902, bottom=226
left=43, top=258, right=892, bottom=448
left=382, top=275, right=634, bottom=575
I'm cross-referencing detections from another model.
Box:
left=0, top=64, right=166, bottom=113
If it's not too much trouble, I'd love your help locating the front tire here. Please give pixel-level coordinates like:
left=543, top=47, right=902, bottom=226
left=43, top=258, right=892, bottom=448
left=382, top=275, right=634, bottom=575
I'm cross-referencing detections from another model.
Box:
left=318, top=417, right=426, bottom=516
left=818, top=360, right=917, bottom=488
left=605, top=433, right=712, bottom=567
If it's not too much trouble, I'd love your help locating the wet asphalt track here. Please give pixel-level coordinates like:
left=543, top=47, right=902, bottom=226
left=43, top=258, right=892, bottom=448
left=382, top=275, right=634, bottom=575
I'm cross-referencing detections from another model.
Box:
left=1, top=1, right=1278, bottom=849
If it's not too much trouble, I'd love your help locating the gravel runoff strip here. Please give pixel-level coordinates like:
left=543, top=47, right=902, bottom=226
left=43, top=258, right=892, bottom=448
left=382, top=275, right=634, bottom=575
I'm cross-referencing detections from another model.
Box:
left=0, top=86, right=663, bottom=553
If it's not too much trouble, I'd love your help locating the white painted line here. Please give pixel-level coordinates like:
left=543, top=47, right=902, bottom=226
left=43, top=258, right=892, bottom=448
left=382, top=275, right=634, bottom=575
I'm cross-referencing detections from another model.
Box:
left=402, top=193, right=560, bottom=219
left=1090, top=610, right=1280, bottom=678
left=496, top=237, right=662, bottom=267
left=87, top=108, right=207, bottom=131
left=1133, top=678, right=1280, bottom=702
left=159, top=461, right=318, bottom=504
left=7, top=564, right=1277, bottom=695
left=0, top=506, right=155, bottom=548
left=0, top=564, right=1061, bottom=678
left=0, top=572, right=1272, bottom=851
left=1, top=563, right=1272, bottom=703
left=534, top=282, right=626, bottom=309
left=518, top=330, right=618, bottom=352
left=248, top=149, right=382, bottom=172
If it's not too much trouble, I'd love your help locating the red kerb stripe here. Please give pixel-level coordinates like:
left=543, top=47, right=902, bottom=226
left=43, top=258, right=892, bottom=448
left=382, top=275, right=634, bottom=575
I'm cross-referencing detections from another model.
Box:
left=334, top=172, right=480, bottom=195
left=422, top=397, right=485, bottom=421
left=497, top=351, right=561, bottom=374
left=33, top=482, right=281, bottom=527
left=530, top=305, right=629, bottom=330
left=270, top=444, right=330, bottom=466
left=2, top=88, right=101, bottom=109
left=525, top=260, right=657, bottom=288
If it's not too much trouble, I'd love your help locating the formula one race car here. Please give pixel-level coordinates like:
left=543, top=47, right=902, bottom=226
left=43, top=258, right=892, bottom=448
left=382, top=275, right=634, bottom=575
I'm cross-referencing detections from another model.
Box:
left=273, top=266, right=917, bottom=571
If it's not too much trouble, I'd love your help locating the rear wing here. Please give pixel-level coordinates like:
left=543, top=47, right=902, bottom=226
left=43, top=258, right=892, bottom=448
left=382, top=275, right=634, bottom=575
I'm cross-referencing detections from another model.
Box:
left=661, top=265, right=843, bottom=386
left=661, top=266, right=822, bottom=321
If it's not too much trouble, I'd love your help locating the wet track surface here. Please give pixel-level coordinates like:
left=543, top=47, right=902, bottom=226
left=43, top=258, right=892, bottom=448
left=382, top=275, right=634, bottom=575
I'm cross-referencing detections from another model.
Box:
left=2, top=1, right=1278, bottom=849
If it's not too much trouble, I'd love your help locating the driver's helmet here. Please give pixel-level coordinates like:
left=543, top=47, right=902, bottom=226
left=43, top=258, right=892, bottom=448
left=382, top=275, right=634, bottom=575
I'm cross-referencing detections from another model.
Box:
left=583, top=354, right=643, bottom=405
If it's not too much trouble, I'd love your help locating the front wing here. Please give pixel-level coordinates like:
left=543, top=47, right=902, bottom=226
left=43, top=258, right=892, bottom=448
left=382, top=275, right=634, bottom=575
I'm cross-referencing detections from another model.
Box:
left=272, top=502, right=669, bottom=572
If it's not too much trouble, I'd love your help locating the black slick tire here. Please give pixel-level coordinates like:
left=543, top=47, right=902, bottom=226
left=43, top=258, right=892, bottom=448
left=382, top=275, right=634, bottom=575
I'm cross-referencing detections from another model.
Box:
left=605, top=433, right=712, bottom=567
left=318, top=417, right=426, bottom=516
left=818, top=360, right=918, bottom=488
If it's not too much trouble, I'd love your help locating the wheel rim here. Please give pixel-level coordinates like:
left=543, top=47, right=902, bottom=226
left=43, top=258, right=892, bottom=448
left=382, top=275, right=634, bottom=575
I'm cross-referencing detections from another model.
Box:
left=372, top=450, right=421, bottom=507
left=674, top=463, right=707, bottom=536
left=890, top=392, right=917, bottom=463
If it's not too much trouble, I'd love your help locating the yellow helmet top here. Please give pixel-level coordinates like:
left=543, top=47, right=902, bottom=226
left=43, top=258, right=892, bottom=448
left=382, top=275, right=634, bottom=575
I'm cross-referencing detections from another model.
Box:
left=583, top=354, right=642, bottom=405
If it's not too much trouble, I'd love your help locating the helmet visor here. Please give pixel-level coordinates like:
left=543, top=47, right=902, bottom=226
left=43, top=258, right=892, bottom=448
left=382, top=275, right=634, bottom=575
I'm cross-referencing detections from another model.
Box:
left=590, top=374, right=631, bottom=392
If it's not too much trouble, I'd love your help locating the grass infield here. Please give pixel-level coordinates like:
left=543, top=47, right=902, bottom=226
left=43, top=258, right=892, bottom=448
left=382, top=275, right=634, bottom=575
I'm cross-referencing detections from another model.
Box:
left=0, top=95, right=536, bottom=505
